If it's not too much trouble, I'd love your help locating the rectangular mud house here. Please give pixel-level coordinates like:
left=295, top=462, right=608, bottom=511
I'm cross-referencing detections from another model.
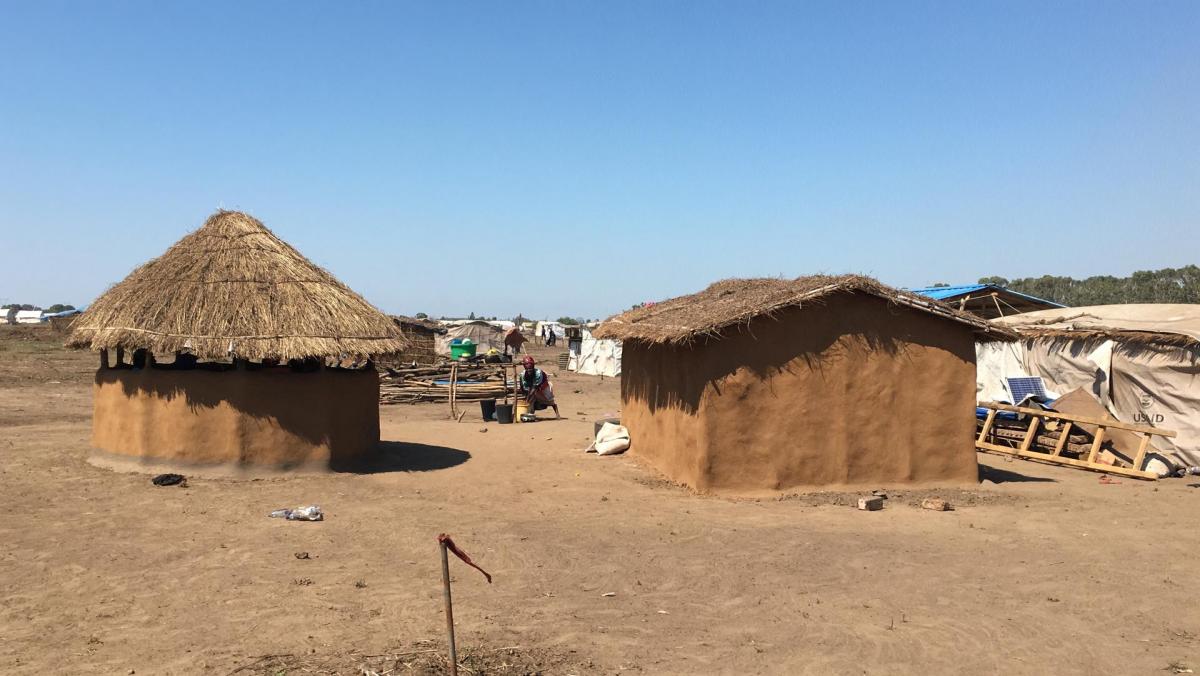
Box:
left=594, top=275, right=1016, bottom=493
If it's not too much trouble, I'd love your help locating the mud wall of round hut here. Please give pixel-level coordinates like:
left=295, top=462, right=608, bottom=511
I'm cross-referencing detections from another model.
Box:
left=91, top=367, right=380, bottom=469
left=619, top=293, right=979, bottom=493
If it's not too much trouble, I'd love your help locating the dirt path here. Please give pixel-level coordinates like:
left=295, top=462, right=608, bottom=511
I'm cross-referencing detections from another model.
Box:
left=1, top=330, right=1198, bottom=674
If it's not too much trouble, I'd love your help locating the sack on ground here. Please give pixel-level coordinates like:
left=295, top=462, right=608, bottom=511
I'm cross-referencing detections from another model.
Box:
left=592, top=421, right=630, bottom=456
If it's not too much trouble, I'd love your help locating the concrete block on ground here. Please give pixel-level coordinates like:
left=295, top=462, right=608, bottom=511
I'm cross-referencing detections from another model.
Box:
left=857, top=496, right=884, bottom=511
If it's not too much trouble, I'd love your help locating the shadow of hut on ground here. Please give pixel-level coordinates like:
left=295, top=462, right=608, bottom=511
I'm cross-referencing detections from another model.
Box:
left=979, top=463, right=1057, bottom=484
left=332, top=441, right=471, bottom=474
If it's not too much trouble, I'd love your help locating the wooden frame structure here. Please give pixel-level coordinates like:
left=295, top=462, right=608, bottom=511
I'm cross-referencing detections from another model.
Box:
left=976, top=402, right=1176, bottom=481
left=448, top=361, right=520, bottom=422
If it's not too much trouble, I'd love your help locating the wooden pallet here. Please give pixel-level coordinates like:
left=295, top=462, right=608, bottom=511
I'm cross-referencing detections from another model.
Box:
left=976, top=402, right=1176, bottom=481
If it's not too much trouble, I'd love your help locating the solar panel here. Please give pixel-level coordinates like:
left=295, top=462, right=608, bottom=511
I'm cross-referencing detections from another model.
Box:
left=1007, top=376, right=1047, bottom=404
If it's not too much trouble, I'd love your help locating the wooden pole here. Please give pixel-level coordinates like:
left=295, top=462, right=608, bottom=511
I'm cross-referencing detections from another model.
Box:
left=1086, top=426, right=1107, bottom=465
left=506, top=364, right=513, bottom=405
left=1052, top=422, right=1073, bottom=457
left=1017, top=416, right=1041, bottom=455
left=448, top=362, right=454, bottom=418
left=440, top=540, right=458, bottom=676
left=976, top=409, right=997, bottom=445
left=1132, top=434, right=1152, bottom=473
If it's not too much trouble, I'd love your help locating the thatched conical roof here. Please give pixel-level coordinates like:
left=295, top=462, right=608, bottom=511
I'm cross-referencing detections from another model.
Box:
left=67, top=210, right=408, bottom=360
left=594, top=274, right=1017, bottom=345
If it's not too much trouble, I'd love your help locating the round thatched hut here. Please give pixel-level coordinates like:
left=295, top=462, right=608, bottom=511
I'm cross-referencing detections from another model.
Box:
left=67, top=210, right=408, bottom=470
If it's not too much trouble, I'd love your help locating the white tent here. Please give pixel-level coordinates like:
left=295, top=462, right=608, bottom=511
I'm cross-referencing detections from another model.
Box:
left=567, top=328, right=622, bottom=377
left=535, top=321, right=566, bottom=340
left=985, top=305, right=1200, bottom=466
left=435, top=321, right=505, bottom=355
left=15, top=310, right=44, bottom=324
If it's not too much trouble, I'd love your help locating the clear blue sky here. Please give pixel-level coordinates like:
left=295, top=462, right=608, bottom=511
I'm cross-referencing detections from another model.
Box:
left=1, top=1, right=1197, bottom=320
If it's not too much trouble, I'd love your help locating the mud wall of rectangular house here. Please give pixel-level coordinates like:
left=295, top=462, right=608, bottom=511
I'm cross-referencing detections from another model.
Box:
left=621, top=293, right=979, bottom=492
left=620, top=343, right=710, bottom=488
left=91, top=367, right=380, bottom=468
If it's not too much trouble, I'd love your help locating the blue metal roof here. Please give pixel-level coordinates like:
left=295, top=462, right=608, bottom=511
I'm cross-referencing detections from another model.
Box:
left=910, top=284, right=1064, bottom=307
left=911, top=284, right=992, bottom=301
left=41, top=308, right=83, bottom=318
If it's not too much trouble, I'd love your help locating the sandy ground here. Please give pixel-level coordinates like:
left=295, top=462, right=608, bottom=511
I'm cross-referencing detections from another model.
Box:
left=2, top=325, right=1199, bottom=675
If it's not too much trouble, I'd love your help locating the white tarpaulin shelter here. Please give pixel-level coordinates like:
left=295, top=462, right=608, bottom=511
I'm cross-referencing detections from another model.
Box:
left=975, top=340, right=1028, bottom=403
left=435, top=321, right=505, bottom=355
left=15, top=310, right=44, bottom=324
left=987, top=305, right=1200, bottom=466
left=535, top=321, right=566, bottom=340
left=994, top=305, right=1200, bottom=343
left=567, top=328, right=622, bottom=377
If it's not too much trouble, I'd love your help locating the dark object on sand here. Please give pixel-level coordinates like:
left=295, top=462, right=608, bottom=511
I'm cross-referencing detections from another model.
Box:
left=480, top=399, right=497, bottom=421
left=152, top=473, right=186, bottom=487
left=496, top=403, right=515, bottom=424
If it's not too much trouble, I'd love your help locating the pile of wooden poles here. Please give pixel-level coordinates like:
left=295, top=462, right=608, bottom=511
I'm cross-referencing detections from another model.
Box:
left=977, top=415, right=1097, bottom=457
left=379, top=362, right=515, bottom=405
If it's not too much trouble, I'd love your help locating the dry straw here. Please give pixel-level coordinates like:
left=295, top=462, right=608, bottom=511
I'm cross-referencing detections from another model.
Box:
left=593, top=274, right=1017, bottom=345
left=67, top=210, right=409, bottom=360
left=1003, top=328, right=1198, bottom=348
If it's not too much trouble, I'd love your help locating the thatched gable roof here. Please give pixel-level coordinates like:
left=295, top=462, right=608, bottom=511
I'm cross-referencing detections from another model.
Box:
left=594, top=274, right=1016, bottom=345
left=67, top=210, right=408, bottom=360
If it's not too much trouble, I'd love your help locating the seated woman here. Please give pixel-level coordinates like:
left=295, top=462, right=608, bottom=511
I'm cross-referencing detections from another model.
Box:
left=518, top=356, right=560, bottom=419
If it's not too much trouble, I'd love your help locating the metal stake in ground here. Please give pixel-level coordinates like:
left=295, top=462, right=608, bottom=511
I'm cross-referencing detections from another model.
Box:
left=436, top=533, right=493, bottom=676
left=439, top=538, right=458, bottom=676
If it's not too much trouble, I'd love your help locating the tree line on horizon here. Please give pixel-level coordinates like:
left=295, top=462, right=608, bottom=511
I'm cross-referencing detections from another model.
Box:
left=412, top=311, right=593, bottom=325
left=976, top=265, right=1200, bottom=306
left=1, top=303, right=76, bottom=313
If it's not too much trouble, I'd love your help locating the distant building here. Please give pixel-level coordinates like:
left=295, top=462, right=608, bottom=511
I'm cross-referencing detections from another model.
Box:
left=911, top=284, right=1063, bottom=319
left=389, top=316, right=446, bottom=365
left=436, top=320, right=505, bottom=355
left=535, top=321, right=566, bottom=340
left=15, top=310, right=45, bottom=324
